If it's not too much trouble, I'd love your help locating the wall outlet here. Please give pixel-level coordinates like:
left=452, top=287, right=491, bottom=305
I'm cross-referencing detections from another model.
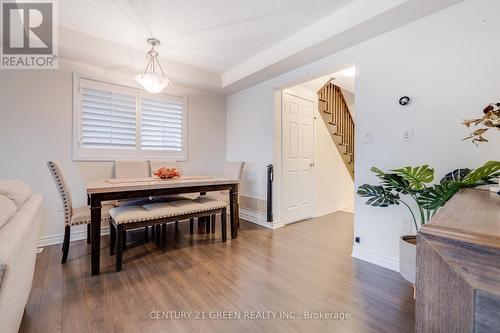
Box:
left=402, top=129, right=413, bottom=142
left=362, top=131, right=372, bottom=144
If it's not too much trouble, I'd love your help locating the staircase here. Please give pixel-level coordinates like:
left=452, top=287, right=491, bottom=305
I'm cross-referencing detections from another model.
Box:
left=317, top=80, right=355, bottom=179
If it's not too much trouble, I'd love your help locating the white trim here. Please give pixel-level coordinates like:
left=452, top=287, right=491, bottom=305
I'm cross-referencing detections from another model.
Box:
left=281, top=90, right=316, bottom=225
left=314, top=204, right=352, bottom=218
left=341, top=206, right=355, bottom=213
left=351, top=246, right=399, bottom=272
left=273, top=90, right=283, bottom=226
left=239, top=208, right=284, bottom=229
left=37, top=225, right=110, bottom=247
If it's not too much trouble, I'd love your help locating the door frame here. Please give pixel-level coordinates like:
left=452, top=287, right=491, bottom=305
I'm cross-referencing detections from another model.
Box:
left=281, top=87, right=317, bottom=225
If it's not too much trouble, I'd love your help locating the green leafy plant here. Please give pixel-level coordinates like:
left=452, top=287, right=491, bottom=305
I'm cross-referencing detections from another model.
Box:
left=357, top=161, right=500, bottom=231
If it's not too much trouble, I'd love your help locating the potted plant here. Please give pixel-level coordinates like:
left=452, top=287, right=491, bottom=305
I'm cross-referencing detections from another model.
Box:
left=357, top=161, right=500, bottom=283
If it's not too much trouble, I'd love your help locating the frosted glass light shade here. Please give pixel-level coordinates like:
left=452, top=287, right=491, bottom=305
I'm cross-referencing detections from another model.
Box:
left=135, top=73, right=171, bottom=93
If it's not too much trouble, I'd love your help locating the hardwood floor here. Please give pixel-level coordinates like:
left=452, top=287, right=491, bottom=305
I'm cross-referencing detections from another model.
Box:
left=20, top=212, right=415, bottom=333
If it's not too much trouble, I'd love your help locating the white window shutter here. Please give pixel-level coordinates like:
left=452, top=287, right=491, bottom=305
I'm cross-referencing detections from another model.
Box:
left=140, top=97, right=185, bottom=151
left=73, top=76, right=187, bottom=161
left=79, top=79, right=137, bottom=150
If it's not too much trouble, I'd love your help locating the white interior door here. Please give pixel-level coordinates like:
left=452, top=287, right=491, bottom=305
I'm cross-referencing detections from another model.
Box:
left=283, top=93, right=314, bottom=224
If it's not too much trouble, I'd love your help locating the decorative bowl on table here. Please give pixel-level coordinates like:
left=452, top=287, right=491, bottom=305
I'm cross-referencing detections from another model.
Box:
left=154, top=167, right=181, bottom=179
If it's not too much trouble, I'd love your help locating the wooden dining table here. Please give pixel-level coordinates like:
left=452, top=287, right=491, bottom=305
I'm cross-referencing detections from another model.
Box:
left=87, top=176, right=240, bottom=275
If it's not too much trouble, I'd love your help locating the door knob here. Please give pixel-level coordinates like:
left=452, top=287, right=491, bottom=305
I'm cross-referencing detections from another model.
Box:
left=310, top=163, right=315, bottom=167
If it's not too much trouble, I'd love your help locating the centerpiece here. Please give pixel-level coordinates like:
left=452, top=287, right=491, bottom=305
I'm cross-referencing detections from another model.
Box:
left=154, top=167, right=181, bottom=179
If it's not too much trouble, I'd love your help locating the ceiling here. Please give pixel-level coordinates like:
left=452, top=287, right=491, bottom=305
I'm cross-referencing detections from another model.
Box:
left=299, top=69, right=355, bottom=94
left=59, top=0, right=354, bottom=73
left=56, top=0, right=464, bottom=94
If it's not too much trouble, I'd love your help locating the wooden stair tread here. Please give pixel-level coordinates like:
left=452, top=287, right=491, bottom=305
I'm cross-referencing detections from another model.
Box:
left=318, top=82, right=355, bottom=181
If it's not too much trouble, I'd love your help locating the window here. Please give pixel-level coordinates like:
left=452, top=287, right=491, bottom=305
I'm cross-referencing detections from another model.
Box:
left=73, top=76, right=187, bottom=160
left=79, top=81, right=137, bottom=150
left=140, top=97, right=184, bottom=151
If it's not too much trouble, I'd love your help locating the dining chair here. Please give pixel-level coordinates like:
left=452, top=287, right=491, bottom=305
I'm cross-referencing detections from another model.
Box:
left=113, top=160, right=152, bottom=206
left=206, top=161, right=245, bottom=232
left=114, top=160, right=150, bottom=178
left=47, top=161, right=114, bottom=264
left=114, top=160, right=153, bottom=245
left=150, top=160, right=195, bottom=234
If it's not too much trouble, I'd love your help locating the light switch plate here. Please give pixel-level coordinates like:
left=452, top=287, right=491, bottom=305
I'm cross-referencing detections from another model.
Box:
left=403, top=129, right=413, bottom=142
left=362, top=131, right=372, bottom=144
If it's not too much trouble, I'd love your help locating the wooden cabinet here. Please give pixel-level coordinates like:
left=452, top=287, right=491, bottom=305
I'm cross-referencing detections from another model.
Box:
left=416, top=189, right=500, bottom=332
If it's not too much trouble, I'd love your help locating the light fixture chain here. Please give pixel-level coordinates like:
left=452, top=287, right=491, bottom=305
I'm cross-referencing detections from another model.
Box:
left=151, top=51, right=155, bottom=74
left=144, top=55, right=153, bottom=74
left=155, top=55, right=166, bottom=76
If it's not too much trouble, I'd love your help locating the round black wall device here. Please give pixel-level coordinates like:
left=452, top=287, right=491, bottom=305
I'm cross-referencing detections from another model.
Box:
left=399, top=96, right=411, bottom=106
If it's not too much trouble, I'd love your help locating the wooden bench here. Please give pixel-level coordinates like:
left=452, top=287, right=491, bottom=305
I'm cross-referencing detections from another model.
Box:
left=109, top=197, right=228, bottom=271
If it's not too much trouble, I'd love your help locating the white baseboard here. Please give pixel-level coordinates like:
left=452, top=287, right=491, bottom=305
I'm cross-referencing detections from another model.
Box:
left=37, top=225, right=110, bottom=247
left=351, top=246, right=399, bottom=272
left=314, top=204, right=351, bottom=217
left=239, top=208, right=284, bottom=229
left=341, top=206, right=354, bottom=213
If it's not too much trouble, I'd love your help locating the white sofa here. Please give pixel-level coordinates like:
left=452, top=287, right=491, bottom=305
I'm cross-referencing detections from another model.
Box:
left=0, top=181, right=43, bottom=333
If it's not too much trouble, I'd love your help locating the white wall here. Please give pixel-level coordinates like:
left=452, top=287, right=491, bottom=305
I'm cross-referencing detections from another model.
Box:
left=226, top=0, right=500, bottom=270
left=312, top=102, right=355, bottom=216
left=0, top=62, right=227, bottom=244
left=226, top=84, right=275, bottom=202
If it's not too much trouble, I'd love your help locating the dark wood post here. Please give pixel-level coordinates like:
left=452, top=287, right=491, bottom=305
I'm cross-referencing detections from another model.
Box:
left=230, top=184, right=239, bottom=239
left=90, top=195, right=102, bottom=275
left=221, top=208, right=227, bottom=242
left=116, top=224, right=124, bottom=272
left=110, top=223, right=116, bottom=256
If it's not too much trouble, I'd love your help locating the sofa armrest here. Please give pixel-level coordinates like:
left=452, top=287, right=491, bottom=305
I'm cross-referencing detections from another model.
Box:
left=0, top=264, right=6, bottom=290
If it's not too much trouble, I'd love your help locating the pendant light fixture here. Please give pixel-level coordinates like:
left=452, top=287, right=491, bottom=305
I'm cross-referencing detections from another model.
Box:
left=135, top=38, right=171, bottom=93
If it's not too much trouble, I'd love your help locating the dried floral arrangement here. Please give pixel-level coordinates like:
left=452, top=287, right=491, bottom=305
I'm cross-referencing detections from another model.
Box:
left=463, top=103, right=500, bottom=145
left=154, top=167, right=181, bottom=179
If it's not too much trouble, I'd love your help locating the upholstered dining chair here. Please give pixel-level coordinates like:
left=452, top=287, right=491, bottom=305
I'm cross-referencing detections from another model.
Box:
left=206, top=161, right=245, bottom=232
left=114, top=160, right=154, bottom=245
left=210, top=161, right=245, bottom=201
left=47, top=161, right=114, bottom=264
left=113, top=160, right=152, bottom=206
left=149, top=160, right=195, bottom=234
left=114, top=160, right=150, bottom=178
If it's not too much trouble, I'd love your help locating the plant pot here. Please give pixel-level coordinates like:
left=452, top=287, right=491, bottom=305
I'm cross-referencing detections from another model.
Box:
left=399, top=235, right=417, bottom=284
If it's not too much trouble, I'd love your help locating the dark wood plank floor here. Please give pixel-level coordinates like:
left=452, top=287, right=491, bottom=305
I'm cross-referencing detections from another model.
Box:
left=20, top=212, right=414, bottom=333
